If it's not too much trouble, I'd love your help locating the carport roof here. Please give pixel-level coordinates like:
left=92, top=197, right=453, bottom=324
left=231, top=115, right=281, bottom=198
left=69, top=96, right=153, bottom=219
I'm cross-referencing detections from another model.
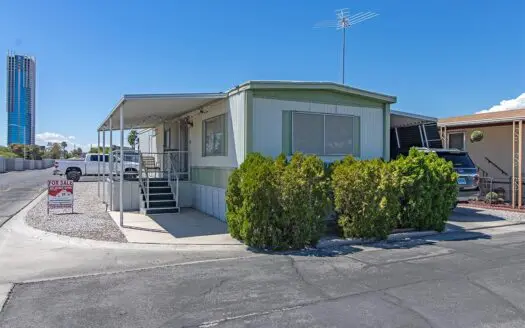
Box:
left=97, top=80, right=397, bottom=131
left=97, top=93, right=226, bottom=131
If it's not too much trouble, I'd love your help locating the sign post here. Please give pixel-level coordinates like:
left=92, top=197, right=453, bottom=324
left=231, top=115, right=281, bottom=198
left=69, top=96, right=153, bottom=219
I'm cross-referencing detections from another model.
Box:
left=47, top=179, right=74, bottom=214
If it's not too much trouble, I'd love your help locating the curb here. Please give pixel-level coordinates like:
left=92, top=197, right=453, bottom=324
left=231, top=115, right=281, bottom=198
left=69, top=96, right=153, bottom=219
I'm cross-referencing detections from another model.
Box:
left=0, top=283, right=14, bottom=313
left=6, top=192, right=249, bottom=252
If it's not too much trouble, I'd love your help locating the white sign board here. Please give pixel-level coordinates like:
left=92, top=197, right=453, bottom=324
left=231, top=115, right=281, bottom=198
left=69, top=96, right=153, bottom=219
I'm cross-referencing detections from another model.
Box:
left=48, top=179, right=74, bottom=213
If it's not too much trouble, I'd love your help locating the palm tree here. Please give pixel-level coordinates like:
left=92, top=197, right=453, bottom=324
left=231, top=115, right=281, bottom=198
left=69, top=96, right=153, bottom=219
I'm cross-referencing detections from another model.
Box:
left=60, top=141, right=68, bottom=158
left=128, top=130, right=138, bottom=150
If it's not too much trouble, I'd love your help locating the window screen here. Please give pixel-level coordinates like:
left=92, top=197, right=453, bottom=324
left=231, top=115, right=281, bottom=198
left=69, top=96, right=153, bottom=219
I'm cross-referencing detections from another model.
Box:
left=203, top=114, right=226, bottom=156
left=448, top=133, right=464, bottom=150
left=325, top=115, right=358, bottom=155
left=293, top=113, right=324, bottom=155
left=292, top=112, right=360, bottom=156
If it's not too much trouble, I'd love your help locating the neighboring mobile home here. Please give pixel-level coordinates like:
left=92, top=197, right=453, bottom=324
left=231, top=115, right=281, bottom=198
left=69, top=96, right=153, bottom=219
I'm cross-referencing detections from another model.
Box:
left=439, top=108, right=525, bottom=206
left=98, top=81, right=430, bottom=221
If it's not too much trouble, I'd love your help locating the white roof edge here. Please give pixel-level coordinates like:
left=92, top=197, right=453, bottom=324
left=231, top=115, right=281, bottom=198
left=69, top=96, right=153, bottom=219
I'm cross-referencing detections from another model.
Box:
left=438, top=116, right=525, bottom=127
left=391, top=110, right=437, bottom=122
left=123, top=93, right=226, bottom=100
left=228, top=80, right=397, bottom=103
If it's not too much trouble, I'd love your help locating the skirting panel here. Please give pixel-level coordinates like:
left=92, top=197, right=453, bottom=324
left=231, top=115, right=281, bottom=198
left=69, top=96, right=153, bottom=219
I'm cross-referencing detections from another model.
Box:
left=194, top=184, right=226, bottom=222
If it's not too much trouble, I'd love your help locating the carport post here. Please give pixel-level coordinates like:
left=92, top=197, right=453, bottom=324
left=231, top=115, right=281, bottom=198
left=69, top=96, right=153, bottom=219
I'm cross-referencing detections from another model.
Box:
left=97, top=131, right=101, bottom=197
left=109, top=118, right=113, bottom=210
left=102, top=130, right=106, bottom=205
left=119, top=104, right=124, bottom=226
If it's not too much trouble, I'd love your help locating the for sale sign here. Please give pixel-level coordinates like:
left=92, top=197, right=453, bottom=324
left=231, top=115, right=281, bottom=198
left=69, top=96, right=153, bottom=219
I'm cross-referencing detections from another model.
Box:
left=48, top=179, right=74, bottom=213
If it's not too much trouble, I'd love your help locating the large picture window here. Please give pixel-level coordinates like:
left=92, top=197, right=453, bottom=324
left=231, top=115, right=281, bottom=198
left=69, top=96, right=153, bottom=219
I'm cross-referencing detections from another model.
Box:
left=292, top=112, right=360, bottom=156
left=203, top=114, right=226, bottom=156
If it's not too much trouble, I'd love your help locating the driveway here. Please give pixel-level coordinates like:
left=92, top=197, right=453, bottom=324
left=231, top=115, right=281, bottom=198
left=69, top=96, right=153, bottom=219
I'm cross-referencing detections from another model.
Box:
left=0, top=168, right=54, bottom=227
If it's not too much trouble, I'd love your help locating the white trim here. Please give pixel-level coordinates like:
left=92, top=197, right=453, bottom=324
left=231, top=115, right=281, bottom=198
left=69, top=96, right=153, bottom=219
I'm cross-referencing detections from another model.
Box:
left=229, top=80, right=396, bottom=103
left=439, top=116, right=525, bottom=128
left=447, top=131, right=466, bottom=151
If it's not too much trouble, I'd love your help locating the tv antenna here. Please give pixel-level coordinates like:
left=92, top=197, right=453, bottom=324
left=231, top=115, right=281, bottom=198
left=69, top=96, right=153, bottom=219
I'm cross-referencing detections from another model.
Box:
left=315, top=9, right=379, bottom=84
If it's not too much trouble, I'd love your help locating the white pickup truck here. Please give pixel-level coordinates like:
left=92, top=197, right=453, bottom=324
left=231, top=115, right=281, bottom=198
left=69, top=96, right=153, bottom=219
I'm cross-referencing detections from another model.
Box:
left=55, top=152, right=139, bottom=181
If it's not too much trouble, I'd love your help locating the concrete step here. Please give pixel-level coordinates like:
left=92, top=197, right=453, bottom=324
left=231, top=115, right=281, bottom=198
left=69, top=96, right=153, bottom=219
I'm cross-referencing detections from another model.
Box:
left=140, top=207, right=180, bottom=215
left=142, top=193, right=174, bottom=201
left=142, top=186, right=172, bottom=194
left=142, top=200, right=177, bottom=208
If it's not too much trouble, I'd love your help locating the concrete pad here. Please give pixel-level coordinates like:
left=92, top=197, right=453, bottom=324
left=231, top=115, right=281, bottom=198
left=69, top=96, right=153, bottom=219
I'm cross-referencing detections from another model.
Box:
left=0, top=283, right=13, bottom=311
left=109, top=209, right=241, bottom=245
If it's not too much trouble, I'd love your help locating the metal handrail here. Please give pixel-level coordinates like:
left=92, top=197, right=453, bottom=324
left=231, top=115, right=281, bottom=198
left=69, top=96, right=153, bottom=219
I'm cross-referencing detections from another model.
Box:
left=167, top=153, right=180, bottom=212
left=485, top=156, right=509, bottom=176
left=138, top=153, right=150, bottom=208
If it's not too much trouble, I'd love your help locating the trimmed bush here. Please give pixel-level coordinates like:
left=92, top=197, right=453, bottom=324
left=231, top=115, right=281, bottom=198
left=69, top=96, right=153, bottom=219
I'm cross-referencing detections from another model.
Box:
left=391, top=148, right=458, bottom=232
left=226, top=152, right=330, bottom=249
left=332, top=158, right=399, bottom=239
left=278, top=153, right=330, bottom=248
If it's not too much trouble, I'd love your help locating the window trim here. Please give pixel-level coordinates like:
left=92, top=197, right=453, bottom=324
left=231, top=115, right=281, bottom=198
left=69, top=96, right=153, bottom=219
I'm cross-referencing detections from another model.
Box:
left=447, top=132, right=466, bottom=151
left=291, top=111, right=361, bottom=157
left=202, top=113, right=227, bottom=157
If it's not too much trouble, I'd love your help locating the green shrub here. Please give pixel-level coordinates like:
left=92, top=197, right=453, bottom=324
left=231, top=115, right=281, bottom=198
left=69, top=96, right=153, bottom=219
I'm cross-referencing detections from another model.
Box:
left=226, top=152, right=330, bottom=249
left=391, top=148, right=457, bottom=232
left=485, top=192, right=499, bottom=203
left=226, top=153, right=282, bottom=248
left=332, top=157, right=399, bottom=239
left=278, top=153, right=330, bottom=248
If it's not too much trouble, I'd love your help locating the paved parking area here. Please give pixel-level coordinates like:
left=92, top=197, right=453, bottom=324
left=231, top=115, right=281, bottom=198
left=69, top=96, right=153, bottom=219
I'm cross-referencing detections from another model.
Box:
left=0, top=168, right=54, bottom=227
left=1, top=227, right=525, bottom=328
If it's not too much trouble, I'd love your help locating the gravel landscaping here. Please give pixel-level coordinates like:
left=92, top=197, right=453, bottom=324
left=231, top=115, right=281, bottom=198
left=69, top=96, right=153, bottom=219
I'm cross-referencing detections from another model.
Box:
left=455, top=205, right=525, bottom=223
left=26, top=182, right=127, bottom=242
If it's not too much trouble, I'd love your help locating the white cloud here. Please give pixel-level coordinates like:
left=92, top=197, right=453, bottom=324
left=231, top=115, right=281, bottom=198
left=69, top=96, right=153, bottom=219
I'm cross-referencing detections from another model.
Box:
left=477, top=93, right=525, bottom=114
left=36, top=132, right=77, bottom=146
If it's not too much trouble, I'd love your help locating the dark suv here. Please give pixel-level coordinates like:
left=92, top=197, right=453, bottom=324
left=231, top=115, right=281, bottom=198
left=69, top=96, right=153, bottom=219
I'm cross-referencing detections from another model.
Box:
left=419, top=148, right=480, bottom=201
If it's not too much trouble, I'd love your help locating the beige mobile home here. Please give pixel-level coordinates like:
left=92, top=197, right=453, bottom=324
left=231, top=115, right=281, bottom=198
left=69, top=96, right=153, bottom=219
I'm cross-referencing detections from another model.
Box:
left=439, top=108, right=525, bottom=206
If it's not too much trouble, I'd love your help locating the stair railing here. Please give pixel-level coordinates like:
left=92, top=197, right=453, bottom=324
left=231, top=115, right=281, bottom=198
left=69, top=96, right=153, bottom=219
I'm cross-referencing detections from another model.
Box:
left=485, top=156, right=509, bottom=176
left=167, top=153, right=180, bottom=212
left=138, top=152, right=150, bottom=208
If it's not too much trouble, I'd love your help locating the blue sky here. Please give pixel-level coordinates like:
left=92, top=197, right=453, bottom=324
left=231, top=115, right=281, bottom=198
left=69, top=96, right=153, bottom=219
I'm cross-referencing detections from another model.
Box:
left=0, top=0, right=523, bottom=149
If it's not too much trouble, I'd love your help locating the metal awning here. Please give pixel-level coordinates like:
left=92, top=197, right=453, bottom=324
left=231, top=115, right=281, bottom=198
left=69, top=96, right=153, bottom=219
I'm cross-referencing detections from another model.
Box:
left=390, top=110, right=437, bottom=128
left=97, top=93, right=226, bottom=131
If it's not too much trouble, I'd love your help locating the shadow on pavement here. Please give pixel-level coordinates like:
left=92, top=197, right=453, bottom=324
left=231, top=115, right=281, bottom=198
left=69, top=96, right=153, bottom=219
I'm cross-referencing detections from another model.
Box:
left=450, top=207, right=507, bottom=222
left=247, top=230, right=492, bottom=258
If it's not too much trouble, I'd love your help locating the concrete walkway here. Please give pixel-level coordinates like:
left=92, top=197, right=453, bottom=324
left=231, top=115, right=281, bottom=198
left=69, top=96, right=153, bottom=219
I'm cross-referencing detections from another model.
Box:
left=108, top=209, right=241, bottom=245
left=447, top=205, right=525, bottom=231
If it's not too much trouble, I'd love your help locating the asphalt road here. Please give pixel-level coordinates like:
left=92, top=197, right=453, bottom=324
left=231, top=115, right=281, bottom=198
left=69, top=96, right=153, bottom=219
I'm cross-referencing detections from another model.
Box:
left=1, top=228, right=525, bottom=328
left=0, top=168, right=54, bottom=227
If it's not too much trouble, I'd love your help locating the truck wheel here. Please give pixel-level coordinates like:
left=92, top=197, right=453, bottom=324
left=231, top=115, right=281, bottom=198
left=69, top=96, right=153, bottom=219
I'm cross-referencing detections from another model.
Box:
left=67, top=171, right=81, bottom=182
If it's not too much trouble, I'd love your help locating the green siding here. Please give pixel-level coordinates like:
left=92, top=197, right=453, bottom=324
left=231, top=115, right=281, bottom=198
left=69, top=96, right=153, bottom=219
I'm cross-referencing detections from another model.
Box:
left=192, top=166, right=234, bottom=189
left=353, top=116, right=361, bottom=157
left=244, top=90, right=254, bottom=157
left=383, top=104, right=391, bottom=160
left=252, top=89, right=385, bottom=109
left=282, top=111, right=292, bottom=155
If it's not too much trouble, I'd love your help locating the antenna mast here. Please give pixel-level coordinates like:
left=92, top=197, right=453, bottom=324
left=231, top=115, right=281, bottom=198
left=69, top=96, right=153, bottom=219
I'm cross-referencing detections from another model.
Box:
left=315, top=9, right=379, bottom=84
